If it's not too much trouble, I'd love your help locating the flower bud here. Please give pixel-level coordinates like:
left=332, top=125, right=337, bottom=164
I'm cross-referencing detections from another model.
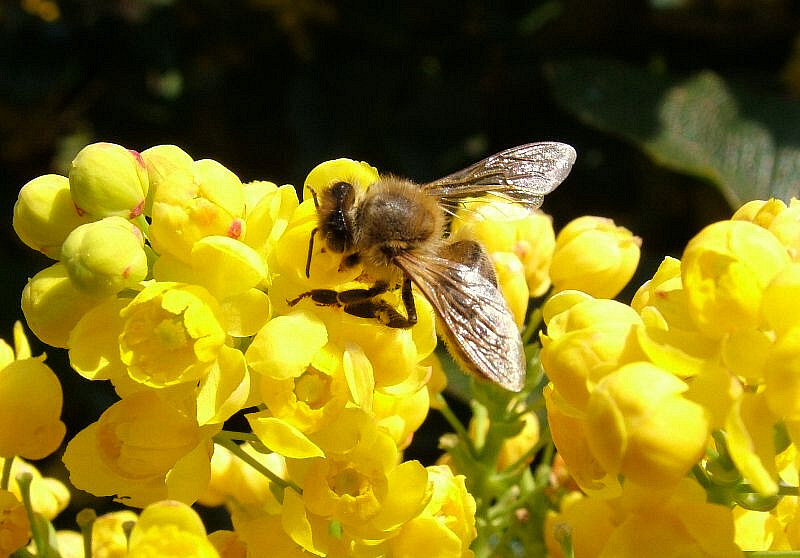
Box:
left=149, top=159, right=245, bottom=263
left=21, top=263, right=106, bottom=348
left=0, top=490, right=29, bottom=556
left=450, top=199, right=556, bottom=297
left=13, top=174, right=93, bottom=259
left=550, top=216, right=641, bottom=299
left=497, top=412, right=540, bottom=470
left=491, top=252, right=529, bottom=327
left=140, top=144, right=194, bottom=216
left=540, top=294, right=645, bottom=410
left=69, top=142, right=149, bottom=218
left=762, top=263, right=800, bottom=335
left=61, top=216, right=148, bottom=296
left=731, top=198, right=786, bottom=228
left=767, top=201, right=800, bottom=261
left=0, top=358, right=65, bottom=460
left=681, top=220, right=790, bottom=338
left=585, top=362, right=709, bottom=487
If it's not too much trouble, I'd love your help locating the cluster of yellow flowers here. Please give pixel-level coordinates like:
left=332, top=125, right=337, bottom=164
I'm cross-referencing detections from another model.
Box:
left=11, top=142, right=480, bottom=557
left=9, top=138, right=800, bottom=557
left=542, top=199, right=800, bottom=556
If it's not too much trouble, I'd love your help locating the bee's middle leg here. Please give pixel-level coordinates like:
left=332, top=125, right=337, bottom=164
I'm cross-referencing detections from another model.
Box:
left=288, top=277, right=418, bottom=329
left=288, top=281, right=391, bottom=307
left=343, top=276, right=417, bottom=329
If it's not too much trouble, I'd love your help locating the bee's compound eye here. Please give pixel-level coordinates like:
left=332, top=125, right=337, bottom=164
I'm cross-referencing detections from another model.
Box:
left=330, top=181, right=355, bottom=205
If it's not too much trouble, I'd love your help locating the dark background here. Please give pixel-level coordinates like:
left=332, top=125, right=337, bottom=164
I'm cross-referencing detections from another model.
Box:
left=1, top=0, right=798, bottom=528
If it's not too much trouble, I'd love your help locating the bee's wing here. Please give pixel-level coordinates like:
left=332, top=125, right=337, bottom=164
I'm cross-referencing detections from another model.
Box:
left=421, top=142, right=577, bottom=208
left=394, top=250, right=526, bottom=392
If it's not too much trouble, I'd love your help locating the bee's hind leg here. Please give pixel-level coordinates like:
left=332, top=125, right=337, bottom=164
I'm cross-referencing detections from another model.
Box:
left=343, top=275, right=417, bottom=329
left=288, top=281, right=392, bottom=307
left=289, top=277, right=418, bottom=329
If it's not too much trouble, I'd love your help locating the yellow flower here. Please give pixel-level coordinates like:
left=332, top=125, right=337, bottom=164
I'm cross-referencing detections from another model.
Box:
left=764, top=326, right=800, bottom=420
left=153, top=235, right=268, bottom=303
left=489, top=251, right=529, bottom=326
left=585, top=361, right=709, bottom=487
left=0, top=323, right=65, bottom=460
left=544, top=384, right=622, bottom=497
left=60, top=216, right=148, bottom=296
left=0, top=489, right=29, bottom=556
left=128, top=500, right=220, bottom=558
left=631, top=256, right=721, bottom=378
left=13, top=173, right=93, bottom=259
left=232, top=513, right=309, bottom=558
left=208, top=530, right=248, bottom=558
left=68, top=298, right=250, bottom=425
left=733, top=197, right=800, bottom=260
left=545, top=491, right=616, bottom=558
left=140, top=144, right=194, bottom=216
left=547, top=479, right=742, bottom=558
left=52, top=530, right=83, bottom=558
left=1, top=457, right=69, bottom=520
left=540, top=291, right=645, bottom=411
left=725, top=391, right=781, bottom=496
left=69, top=142, right=149, bottom=218
left=282, top=408, right=430, bottom=551
left=21, top=262, right=109, bottom=348
left=387, top=465, right=477, bottom=558
left=149, top=159, right=246, bottom=264
left=62, top=391, right=214, bottom=507
left=199, top=442, right=284, bottom=516
left=449, top=198, right=557, bottom=297
left=303, top=157, right=379, bottom=202
left=734, top=505, right=791, bottom=552
left=373, top=382, right=431, bottom=450
left=242, top=181, right=299, bottom=264
left=681, top=220, right=790, bottom=338
left=550, top=216, right=641, bottom=299
left=762, top=262, right=800, bottom=336
left=88, top=510, right=139, bottom=558
left=731, top=198, right=787, bottom=227
left=119, top=282, right=227, bottom=387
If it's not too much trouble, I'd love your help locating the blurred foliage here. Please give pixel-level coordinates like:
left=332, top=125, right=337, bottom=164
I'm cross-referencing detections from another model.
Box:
left=1, top=0, right=799, bottom=529
left=549, top=59, right=800, bottom=207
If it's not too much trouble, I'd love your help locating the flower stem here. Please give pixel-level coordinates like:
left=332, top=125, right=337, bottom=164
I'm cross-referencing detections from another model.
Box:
left=436, top=395, right=477, bottom=458
left=213, top=434, right=302, bottom=495
left=1, top=457, right=12, bottom=491
left=16, top=473, right=46, bottom=556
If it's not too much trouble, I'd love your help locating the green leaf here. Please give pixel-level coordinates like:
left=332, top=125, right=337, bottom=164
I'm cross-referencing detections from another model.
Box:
left=547, top=58, right=800, bottom=207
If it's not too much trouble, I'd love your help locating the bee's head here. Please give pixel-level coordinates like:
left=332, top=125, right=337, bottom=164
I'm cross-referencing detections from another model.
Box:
left=316, top=181, right=356, bottom=254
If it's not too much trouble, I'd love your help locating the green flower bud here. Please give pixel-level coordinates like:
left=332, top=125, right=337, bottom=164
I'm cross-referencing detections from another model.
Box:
left=61, top=217, right=148, bottom=296
left=69, top=142, right=149, bottom=218
left=13, top=174, right=93, bottom=259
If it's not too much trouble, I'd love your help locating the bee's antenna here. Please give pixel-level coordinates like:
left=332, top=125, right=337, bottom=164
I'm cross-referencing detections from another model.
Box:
left=308, top=186, right=320, bottom=208
left=306, top=227, right=318, bottom=278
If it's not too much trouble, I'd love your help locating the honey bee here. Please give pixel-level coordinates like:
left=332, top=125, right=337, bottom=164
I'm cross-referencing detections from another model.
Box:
left=290, top=142, right=577, bottom=392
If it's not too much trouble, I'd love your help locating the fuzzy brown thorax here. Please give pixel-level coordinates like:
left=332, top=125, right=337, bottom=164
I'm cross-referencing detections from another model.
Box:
left=353, top=176, right=445, bottom=268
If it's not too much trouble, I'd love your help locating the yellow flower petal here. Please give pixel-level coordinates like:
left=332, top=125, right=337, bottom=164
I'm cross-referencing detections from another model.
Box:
left=247, top=413, right=324, bottom=458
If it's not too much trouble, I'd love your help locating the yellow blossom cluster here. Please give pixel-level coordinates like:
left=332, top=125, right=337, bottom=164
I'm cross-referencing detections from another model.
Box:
left=543, top=199, right=800, bottom=556
left=20, top=138, right=800, bottom=557
left=12, top=142, right=487, bottom=556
